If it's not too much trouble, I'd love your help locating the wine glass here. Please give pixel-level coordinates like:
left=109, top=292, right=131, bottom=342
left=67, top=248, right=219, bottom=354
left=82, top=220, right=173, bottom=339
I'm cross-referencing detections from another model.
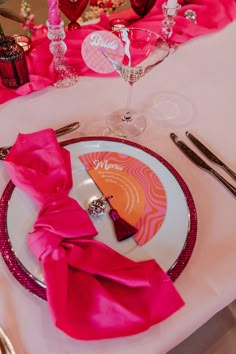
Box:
left=59, top=0, right=89, bottom=30
left=103, top=27, right=170, bottom=138
left=129, top=0, right=157, bottom=17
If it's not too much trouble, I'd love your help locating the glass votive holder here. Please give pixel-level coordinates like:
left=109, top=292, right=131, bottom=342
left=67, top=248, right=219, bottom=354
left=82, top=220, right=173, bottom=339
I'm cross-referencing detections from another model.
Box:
left=109, top=18, right=129, bottom=31
left=0, top=36, right=29, bottom=88
left=13, top=35, right=31, bottom=53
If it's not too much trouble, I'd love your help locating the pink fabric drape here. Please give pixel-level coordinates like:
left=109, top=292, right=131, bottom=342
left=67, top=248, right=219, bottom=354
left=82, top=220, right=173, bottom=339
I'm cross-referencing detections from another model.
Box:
left=1, top=0, right=236, bottom=104
left=4, top=129, right=184, bottom=340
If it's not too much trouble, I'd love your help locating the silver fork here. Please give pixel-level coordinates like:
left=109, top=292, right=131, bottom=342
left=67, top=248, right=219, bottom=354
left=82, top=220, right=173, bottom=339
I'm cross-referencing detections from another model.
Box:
left=0, top=327, right=15, bottom=354
left=0, top=121, right=80, bottom=161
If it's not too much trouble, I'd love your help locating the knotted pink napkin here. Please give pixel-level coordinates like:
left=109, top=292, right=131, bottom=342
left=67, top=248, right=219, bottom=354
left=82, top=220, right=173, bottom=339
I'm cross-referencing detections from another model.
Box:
left=4, top=129, right=184, bottom=340
left=1, top=0, right=236, bottom=104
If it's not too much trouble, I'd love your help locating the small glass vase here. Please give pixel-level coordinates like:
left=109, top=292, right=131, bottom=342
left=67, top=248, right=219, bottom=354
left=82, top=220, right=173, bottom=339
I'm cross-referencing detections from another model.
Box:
left=47, top=20, right=78, bottom=88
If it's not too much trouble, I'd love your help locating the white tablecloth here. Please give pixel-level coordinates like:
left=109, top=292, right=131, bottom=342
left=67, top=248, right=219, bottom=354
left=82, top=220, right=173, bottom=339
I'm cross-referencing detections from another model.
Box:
left=0, top=20, right=236, bottom=354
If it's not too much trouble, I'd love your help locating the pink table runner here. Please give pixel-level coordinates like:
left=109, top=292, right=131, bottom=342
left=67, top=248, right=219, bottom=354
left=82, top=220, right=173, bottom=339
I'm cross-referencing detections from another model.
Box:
left=1, top=0, right=236, bottom=104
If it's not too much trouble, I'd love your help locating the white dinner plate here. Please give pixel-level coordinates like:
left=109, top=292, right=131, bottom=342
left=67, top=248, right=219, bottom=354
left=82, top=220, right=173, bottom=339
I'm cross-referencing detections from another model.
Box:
left=0, top=137, right=197, bottom=299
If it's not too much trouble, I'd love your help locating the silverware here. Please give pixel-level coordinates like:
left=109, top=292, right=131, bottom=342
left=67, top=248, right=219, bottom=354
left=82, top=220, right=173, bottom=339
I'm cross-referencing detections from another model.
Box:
left=186, top=131, right=236, bottom=181
left=0, top=336, right=7, bottom=354
left=0, top=121, right=80, bottom=161
left=0, top=327, right=16, bottom=354
left=53, top=121, right=80, bottom=137
left=170, top=133, right=236, bottom=197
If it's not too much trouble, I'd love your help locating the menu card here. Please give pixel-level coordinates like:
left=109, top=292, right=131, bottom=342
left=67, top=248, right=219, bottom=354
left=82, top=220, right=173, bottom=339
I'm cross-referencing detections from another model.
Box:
left=79, top=151, right=167, bottom=245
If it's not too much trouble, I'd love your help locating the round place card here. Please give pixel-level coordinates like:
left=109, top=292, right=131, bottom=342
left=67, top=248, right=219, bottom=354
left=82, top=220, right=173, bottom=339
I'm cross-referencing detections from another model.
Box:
left=81, top=30, right=124, bottom=74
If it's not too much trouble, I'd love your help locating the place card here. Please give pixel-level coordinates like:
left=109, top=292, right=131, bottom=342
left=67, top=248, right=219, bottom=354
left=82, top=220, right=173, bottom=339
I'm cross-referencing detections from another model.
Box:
left=81, top=30, right=124, bottom=74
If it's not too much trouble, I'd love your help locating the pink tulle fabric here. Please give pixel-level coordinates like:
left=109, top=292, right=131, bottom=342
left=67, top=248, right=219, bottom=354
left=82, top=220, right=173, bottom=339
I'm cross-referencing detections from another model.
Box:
left=1, top=0, right=236, bottom=104
left=4, top=129, right=184, bottom=340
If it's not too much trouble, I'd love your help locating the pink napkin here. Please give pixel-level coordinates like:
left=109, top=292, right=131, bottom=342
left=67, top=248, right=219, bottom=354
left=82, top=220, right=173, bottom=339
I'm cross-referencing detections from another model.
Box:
left=4, top=129, right=184, bottom=340
left=1, top=0, right=236, bottom=105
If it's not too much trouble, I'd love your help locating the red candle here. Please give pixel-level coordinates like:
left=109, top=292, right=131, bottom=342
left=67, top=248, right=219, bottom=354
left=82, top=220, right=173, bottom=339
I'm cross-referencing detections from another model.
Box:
left=48, top=0, right=61, bottom=25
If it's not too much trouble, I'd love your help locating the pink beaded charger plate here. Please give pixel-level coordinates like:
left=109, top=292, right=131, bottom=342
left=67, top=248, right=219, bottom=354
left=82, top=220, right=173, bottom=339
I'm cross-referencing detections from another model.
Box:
left=0, top=137, right=197, bottom=300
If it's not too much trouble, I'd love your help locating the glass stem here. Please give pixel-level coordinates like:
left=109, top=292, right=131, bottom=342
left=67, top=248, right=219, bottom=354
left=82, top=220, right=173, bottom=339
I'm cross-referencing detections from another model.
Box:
left=122, top=83, right=134, bottom=122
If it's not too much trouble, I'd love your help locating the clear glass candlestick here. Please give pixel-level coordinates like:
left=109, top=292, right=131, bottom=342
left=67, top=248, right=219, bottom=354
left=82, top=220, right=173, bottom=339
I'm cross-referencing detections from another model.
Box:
left=149, top=3, right=195, bottom=128
left=46, top=20, right=78, bottom=88
left=162, top=2, right=181, bottom=45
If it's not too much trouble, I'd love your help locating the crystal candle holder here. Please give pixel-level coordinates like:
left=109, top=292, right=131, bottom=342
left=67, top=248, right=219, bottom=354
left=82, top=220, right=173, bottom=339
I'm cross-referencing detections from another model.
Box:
left=46, top=19, right=78, bottom=88
left=162, top=2, right=181, bottom=42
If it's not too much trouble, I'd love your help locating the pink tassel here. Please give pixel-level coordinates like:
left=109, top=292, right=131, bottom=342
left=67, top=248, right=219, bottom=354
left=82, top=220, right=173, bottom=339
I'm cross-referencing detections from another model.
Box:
left=109, top=208, right=138, bottom=241
left=88, top=195, right=138, bottom=241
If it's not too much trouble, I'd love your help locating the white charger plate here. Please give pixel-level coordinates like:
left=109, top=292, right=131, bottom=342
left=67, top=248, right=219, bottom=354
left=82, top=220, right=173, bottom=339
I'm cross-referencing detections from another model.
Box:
left=0, top=137, right=197, bottom=300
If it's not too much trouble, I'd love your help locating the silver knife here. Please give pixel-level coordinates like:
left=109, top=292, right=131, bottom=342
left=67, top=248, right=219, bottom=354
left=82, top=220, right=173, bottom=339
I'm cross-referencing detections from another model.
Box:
left=0, top=121, right=80, bottom=161
left=0, top=327, right=15, bottom=354
left=186, top=131, right=236, bottom=181
left=170, top=133, right=236, bottom=197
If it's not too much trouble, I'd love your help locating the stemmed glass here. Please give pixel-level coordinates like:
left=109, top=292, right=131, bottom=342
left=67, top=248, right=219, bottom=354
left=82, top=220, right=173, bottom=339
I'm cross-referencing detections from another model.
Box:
left=59, top=0, right=89, bottom=30
left=129, top=0, right=156, bottom=17
left=103, top=27, right=170, bottom=138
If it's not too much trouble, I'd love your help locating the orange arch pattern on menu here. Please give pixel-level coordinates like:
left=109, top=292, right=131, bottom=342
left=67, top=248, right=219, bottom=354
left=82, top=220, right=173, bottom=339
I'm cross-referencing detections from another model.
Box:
left=79, top=151, right=167, bottom=245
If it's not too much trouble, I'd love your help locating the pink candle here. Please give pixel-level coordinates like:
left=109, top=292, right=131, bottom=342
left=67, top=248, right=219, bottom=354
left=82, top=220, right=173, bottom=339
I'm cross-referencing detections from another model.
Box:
left=48, top=0, right=61, bottom=25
